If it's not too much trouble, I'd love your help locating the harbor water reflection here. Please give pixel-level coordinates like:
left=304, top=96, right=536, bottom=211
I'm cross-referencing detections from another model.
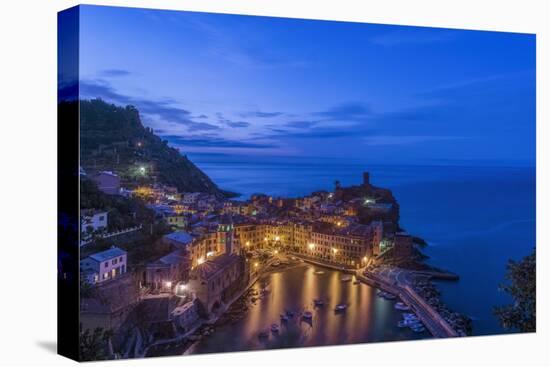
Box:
left=189, top=264, right=429, bottom=354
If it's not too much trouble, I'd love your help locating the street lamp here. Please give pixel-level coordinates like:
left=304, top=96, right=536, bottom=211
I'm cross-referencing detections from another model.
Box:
left=139, top=166, right=146, bottom=175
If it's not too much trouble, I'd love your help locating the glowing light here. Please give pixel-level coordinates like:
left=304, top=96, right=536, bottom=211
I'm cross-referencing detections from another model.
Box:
left=274, top=250, right=278, bottom=255
left=139, top=166, right=146, bottom=174
left=264, top=237, right=268, bottom=242
left=332, top=248, right=338, bottom=254
left=275, top=236, right=280, bottom=241
left=179, top=284, right=187, bottom=291
left=165, top=281, right=172, bottom=289
left=206, top=251, right=214, bottom=258
left=245, top=241, right=250, bottom=247
left=254, top=262, right=259, bottom=268
left=363, top=256, right=368, bottom=262
left=308, top=243, right=315, bottom=250
left=197, top=257, right=205, bottom=265
left=337, top=221, right=342, bottom=226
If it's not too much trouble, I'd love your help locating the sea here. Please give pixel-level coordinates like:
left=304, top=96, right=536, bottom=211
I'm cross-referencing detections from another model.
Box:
left=189, top=153, right=536, bottom=337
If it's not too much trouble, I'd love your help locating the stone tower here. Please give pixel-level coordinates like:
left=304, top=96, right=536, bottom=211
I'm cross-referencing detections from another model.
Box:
left=363, top=172, right=370, bottom=186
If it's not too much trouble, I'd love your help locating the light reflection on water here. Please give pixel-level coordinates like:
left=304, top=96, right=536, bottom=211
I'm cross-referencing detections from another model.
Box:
left=189, top=265, right=428, bottom=354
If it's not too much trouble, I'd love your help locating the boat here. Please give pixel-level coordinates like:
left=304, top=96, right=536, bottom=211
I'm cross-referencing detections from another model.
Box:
left=314, top=270, right=325, bottom=275
left=341, top=275, right=353, bottom=282
left=395, top=302, right=410, bottom=311
left=302, top=311, right=313, bottom=319
left=397, top=320, right=409, bottom=328
left=272, top=261, right=281, bottom=267
left=314, top=299, right=324, bottom=306
left=280, top=314, right=289, bottom=322
left=271, top=323, right=280, bottom=333
left=285, top=310, right=294, bottom=317
left=384, top=293, right=397, bottom=300
left=335, top=303, right=348, bottom=312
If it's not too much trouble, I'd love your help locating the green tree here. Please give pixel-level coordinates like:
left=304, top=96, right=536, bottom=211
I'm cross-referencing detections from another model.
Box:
left=494, top=248, right=536, bottom=332
left=79, top=326, right=114, bottom=361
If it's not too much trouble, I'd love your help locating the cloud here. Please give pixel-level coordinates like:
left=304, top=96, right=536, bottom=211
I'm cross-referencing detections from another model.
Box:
left=239, top=110, right=284, bottom=118
left=262, top=126, right=375, bottom=140
left=185, top=15, right=309, bottom=69
left=163, top=135, right=278, bottom=149
left=313, top=102, right=372, bottom=122
left=100, top=69, right=133, bottom=77
left=80, top=79, right=220, bottom=131
left=363, top=135, right=466, bottom=146
left=284, top=120, right=319, bottom=129
left=215, top=112, right=251, bottom=128
left=225, top=121, right=250, bottom=128
left=371, top=28, right=458, bottom=47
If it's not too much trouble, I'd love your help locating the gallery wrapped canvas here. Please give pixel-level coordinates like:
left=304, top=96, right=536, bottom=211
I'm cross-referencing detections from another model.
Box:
left=58, top=4, right=536, bottom=362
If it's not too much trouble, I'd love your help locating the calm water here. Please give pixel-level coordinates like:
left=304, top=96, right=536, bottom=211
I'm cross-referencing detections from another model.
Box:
left=190, top=265, right=428, bottom=354
left=190, top=154, right=536, bottom=337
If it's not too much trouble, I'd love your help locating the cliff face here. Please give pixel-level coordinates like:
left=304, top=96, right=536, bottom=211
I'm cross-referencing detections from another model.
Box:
left=77, top=99, right=225, bottom=196
left=337, top=183, right=401, bottom=228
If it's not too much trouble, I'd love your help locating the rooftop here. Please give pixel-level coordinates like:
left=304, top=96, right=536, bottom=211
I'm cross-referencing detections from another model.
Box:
left=194, top=253, right=241, bottom=281
left=164, top=231, right=194, bottom=245
left=89, top=247, right=126, bottom=262
left=158, top=249, right=187, bottom=266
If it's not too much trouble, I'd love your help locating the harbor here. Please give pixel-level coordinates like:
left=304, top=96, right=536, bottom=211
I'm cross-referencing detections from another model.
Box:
left=182, top=262, right=429, bottom=355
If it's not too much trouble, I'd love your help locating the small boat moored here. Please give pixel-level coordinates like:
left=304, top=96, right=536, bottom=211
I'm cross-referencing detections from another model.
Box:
left=314, top=299, right=324, bottom=306
left=302, top=311, right=313, bottom=319
left=271, top=323, right=280, bottom=333
left=335, top=303, right=348, bottom=312
left=394, top=302, right=410, bottom=311
left=341, top=275, right=353, bottom=282
left=280, top=314, right=289, bottom=322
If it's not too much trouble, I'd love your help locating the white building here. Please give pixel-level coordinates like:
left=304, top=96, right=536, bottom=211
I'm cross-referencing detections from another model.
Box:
left=182, top=192, right=202, bottom=205
left=81, top=210, right=108, bottom=234
left=80, top=247, right=127, bottom=284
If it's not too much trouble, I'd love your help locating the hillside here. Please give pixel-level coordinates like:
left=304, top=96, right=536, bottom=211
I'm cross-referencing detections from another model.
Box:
left=77, top=98, right=229, bottom=196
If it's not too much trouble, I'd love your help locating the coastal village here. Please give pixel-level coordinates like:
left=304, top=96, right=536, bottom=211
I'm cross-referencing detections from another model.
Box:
left=79, top=165, right=471, bottom=359
left=74, top=99, right=471, bottom=360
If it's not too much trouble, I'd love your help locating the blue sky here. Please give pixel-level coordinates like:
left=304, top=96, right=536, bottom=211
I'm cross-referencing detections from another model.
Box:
left=75, top=5, right=536, bottom=166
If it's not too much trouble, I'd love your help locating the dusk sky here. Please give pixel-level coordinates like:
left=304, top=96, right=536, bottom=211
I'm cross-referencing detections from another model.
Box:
left=77, top=5, right=536, bottom=166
